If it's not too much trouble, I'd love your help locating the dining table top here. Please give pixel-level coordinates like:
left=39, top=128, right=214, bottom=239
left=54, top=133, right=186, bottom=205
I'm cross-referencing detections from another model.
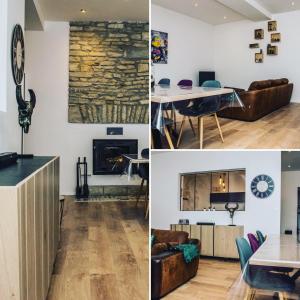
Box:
left=151, top=84, right=234, bottom=103
left=249, top=234, right=300, bottom=269
left=122, top=154, right=149, bottom=164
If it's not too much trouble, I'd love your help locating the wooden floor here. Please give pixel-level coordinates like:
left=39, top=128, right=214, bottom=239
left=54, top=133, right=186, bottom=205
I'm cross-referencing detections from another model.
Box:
left=47, top=197, right=149, bottom=300
left=163, top=258, right=300, bottom=300
left=174, top=103, right=300, bottom=149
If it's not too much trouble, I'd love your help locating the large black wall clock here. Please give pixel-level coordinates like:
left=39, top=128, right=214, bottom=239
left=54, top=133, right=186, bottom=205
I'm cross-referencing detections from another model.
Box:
left=251, top=175, right=274, bottom=198
left=11, top=24, right=25, bottom=85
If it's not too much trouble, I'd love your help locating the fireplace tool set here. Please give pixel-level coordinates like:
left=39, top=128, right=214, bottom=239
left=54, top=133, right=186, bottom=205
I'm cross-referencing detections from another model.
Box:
left=76, top=157, right=89, bottom=199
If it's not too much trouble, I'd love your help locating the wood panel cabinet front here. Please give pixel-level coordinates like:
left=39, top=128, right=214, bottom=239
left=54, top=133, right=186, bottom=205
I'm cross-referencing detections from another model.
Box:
left=214, top=225, right=244, bottom=258
left=17, top=158, right=59, bottom=300
left=171, top=224, right=243, bottom=259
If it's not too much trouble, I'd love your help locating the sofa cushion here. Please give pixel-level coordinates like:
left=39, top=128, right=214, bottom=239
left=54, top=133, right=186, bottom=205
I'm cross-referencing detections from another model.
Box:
left=152, top=229, right=189, bottom=244
left=270, top=78, right=289, bottom=87
left=152, top=242, right=168, bottom=256
left=248, top=80, right=272, bottom=91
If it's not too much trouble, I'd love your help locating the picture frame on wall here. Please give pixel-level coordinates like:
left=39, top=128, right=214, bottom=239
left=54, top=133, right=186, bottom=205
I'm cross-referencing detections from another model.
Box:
left=267, top=44, right=278, bottom=55
left=271, top=33, right=281, bottom=43
left=255, top=50, right=263, bottom=63
left=255, top=29, right=264, bottom=40
left=249, top=43, right=259, bottom=49
left=268, top=21, right=277, bottom=32
left=151, top=30, right=168, bottom=64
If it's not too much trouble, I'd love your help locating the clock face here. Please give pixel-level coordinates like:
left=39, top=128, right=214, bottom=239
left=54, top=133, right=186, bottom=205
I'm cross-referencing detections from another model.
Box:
left=11, top=24, right=25, bottom=85
left=251, top=175, right=274, bottom=198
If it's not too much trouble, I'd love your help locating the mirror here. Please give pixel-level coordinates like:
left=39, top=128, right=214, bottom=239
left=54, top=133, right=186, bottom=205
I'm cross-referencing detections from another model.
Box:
left=180, top=169, right=245, bottom=211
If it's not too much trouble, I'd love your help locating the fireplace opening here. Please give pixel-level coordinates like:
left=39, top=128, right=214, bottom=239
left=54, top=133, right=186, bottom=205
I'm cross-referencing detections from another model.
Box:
left=93, top=139, right=138, bottom=175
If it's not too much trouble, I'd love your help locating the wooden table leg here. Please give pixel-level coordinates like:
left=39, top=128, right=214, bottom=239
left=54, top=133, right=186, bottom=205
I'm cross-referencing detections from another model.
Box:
left=176, top=116, right=186, bottom=148
left=214, top=113, right=224, bottom=143
left=164, top=126, right=174, bottom=149
left=199, top=117, right=204, bottom=149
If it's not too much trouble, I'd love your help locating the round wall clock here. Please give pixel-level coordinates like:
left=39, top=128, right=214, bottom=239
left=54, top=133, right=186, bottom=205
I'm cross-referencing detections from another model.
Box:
left=251, top=175, right=274, bottom=198
left=11, top=24, right=25, bottom=85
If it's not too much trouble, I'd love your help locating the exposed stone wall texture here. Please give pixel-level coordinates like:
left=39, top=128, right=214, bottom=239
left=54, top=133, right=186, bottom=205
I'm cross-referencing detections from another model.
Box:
left=69, top=21, right=149, bottom=124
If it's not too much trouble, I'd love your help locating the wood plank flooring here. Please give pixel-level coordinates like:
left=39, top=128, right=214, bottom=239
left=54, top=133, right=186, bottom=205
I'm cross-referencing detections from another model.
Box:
left=163, top=258, right=300, bottom=299
left=173, top=103, right=300, bottom=149
left=47, top=197, right=148, bottom=300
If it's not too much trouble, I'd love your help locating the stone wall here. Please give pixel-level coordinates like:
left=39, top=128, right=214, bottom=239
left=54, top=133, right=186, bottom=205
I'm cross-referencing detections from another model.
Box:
left=69, top=21, right=149, bottom=124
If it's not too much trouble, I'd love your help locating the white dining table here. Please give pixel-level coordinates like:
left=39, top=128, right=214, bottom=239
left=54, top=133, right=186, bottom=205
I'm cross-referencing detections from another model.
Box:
left=151, top=85, right=235, bottom=103
left=122, top=154, right=149, bottom=180
left=249, top=234, right=300, bottom=269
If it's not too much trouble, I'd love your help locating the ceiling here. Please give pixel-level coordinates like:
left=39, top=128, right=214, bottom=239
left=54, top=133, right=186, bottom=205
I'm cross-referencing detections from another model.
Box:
left=152, top=0, right=245, bottom=25
left=257, top=0, right=300, bottom=14
left=26, top=0, right=148, bottom=27
left=153, top=0, right=300, bottom=25
left=282, top=152, right=300, bottom=171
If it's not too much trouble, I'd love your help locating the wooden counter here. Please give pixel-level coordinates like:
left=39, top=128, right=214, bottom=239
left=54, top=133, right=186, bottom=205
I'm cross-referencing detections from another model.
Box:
left=0, top=156, right=60, bottom=300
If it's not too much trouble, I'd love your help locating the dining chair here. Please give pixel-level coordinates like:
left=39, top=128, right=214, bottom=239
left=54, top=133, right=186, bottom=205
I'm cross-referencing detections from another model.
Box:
left=247, top=233, right=260, bottom=253
left=256, top=230, right=266, bottom=246
left=202, top=80, right=221, bottom=88
left=158, top=78, right=170, bottom=85
left=176, top=80, right=224, bottom=149
left=151, top=102, right=174, bottom=149
left=136, top=148, right=149, bottom=219
left=236, top=237, right=295, bottom=300
left=172, top=79, right=197, bottom=138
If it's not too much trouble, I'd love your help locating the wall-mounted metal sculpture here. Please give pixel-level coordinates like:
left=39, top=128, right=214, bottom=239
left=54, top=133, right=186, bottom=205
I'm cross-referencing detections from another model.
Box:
left=16, top=85, right=36, bottom=133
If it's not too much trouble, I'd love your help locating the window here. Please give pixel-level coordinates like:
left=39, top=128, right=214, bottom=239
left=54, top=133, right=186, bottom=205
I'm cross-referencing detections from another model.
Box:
left=0, top=0, right=8, bottom=112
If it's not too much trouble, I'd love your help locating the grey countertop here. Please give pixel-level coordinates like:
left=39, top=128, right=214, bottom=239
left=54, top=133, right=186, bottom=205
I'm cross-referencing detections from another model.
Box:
left=0, top=156, right=55, bottom=186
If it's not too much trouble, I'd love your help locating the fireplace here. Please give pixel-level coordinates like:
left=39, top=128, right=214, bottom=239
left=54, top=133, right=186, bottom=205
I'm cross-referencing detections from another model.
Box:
left=93, top=139, right=138, bottom=175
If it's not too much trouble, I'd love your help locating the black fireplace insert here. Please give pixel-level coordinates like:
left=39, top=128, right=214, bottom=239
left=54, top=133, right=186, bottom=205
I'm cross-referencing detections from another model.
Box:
left=93, top=139, right=138, bottom=175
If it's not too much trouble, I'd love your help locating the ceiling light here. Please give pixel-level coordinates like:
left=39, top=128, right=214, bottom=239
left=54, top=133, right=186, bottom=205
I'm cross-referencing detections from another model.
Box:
left=194, top=3, right=199, bottom=7
left=80, top=9, right=87, bottom=14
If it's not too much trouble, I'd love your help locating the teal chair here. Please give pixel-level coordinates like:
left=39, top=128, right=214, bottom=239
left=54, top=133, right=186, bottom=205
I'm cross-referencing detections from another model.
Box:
left=236, top=237, right=295, bottom=299
left=201, top=80, right=221, bottom=88
left=256, top=230, right=266, bottom=246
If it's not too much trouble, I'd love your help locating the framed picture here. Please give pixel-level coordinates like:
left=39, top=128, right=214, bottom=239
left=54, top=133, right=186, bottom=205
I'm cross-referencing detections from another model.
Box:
left=249, top=43, right=259, bottom=49
left=267, top=44, right=278, bottom=55
left=151, top=30, right=168, bottom=64
left=255, top=29, right=264, bottom=40
left=255, top=50, right=263, bottom=63
left=271, top=33, right=281, bottom=43
left=268, top=21, right=277, bottom=32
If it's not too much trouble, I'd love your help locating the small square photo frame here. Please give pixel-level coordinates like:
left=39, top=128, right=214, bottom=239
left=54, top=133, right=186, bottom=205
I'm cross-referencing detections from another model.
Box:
left=267, top=44, right=278, bottom=55
left=268, top=21, right=277, bottom=32
left=255, top=29, right=264, bottom=40
left=271, top=33, right=281, bottom=43
left=255, top=50, right=263, bottom=63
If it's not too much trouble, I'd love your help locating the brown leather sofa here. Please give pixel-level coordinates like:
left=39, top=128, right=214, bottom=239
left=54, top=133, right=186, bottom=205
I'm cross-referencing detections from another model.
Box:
left=218, top=78, right=293, bottom=121
left=151, top=229, right=200, bottom=299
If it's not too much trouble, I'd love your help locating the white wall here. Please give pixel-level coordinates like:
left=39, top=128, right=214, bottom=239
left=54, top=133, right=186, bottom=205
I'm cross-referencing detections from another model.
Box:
left=214, top=11, right=300, bottom=102
left=151, top=151, right=282, bottom=237
left=152, top=5, right=214, bottom=86
left=281, top=171, right=300, bottom=234
left=0, top=0, right=25, bottom=152
left=25, top=22, right=148, bottom=195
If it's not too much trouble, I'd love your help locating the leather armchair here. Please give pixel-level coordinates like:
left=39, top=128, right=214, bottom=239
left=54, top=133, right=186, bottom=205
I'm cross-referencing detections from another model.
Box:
left=151, top=229, right=200, bottom=299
